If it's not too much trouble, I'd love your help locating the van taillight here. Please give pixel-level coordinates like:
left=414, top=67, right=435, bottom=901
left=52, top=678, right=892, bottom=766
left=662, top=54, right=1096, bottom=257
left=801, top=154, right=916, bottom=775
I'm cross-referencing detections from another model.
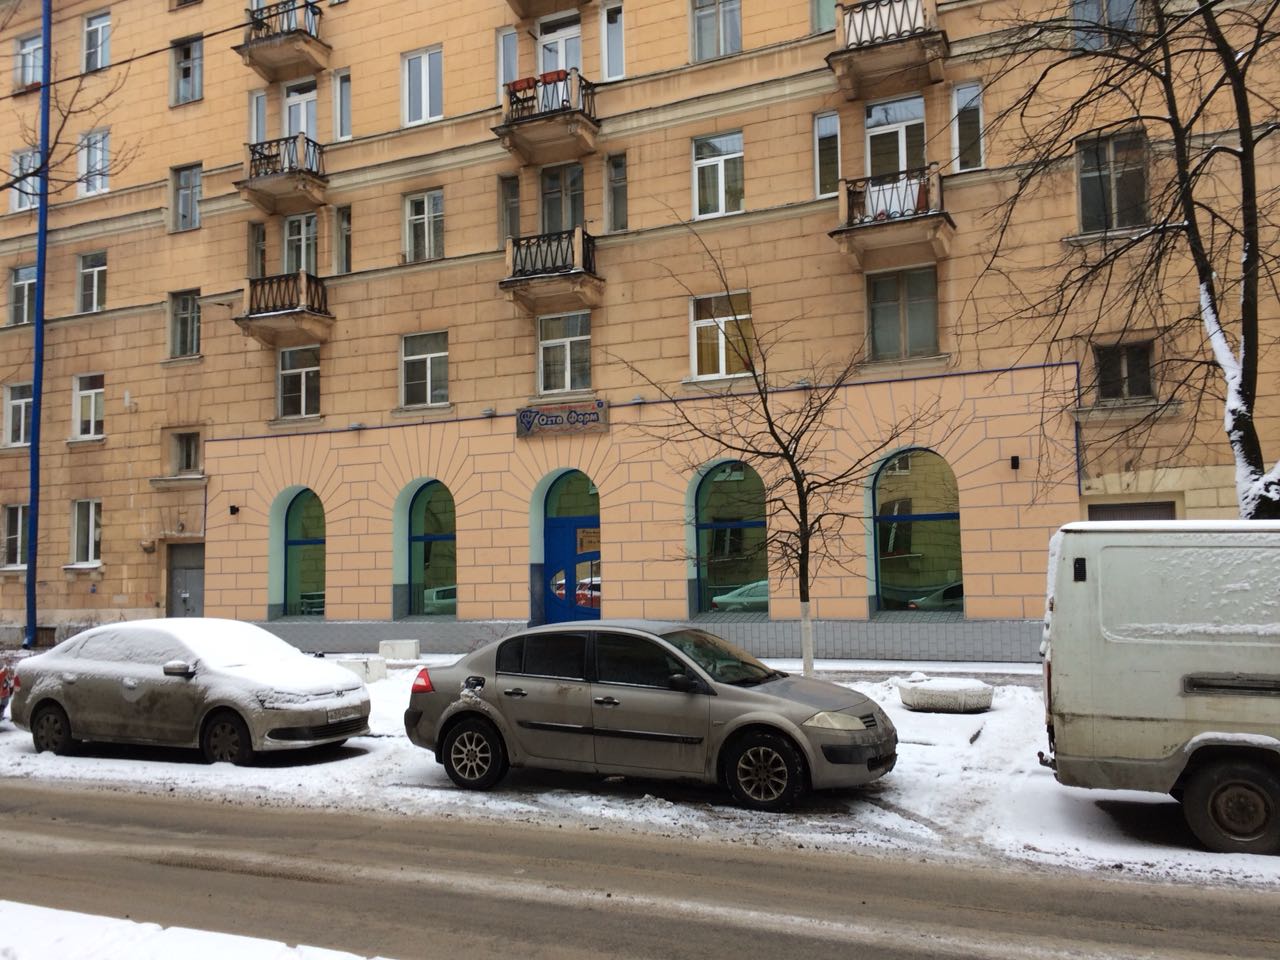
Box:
left=411, top=668, right=434, bottom=694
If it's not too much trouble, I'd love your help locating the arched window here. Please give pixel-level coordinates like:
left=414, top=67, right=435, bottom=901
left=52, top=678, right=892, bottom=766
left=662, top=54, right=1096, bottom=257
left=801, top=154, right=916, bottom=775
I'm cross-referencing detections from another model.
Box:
left=284, top=489, right=325, bottom=616
left=873, top=449, right=963, bottom=613
left=694, top=462, right=767, bottom=614
left=409, top=481, right=457, bottom=616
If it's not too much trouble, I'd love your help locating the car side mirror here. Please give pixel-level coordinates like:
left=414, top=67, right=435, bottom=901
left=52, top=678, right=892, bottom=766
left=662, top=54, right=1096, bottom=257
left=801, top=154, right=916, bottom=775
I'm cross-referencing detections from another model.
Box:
left=668, top=673, right=697, bottom=693
left=163, top=659, right=195, bottom=679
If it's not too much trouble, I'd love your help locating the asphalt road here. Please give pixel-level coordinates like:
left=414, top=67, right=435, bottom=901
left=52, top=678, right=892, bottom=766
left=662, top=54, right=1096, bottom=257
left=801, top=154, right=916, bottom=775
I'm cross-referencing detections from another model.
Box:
left=2, top=780, right=1277, bottom=960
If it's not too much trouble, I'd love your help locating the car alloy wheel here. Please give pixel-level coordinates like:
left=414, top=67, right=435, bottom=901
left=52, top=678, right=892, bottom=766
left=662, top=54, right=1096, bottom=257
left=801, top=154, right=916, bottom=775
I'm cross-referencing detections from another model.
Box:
left=725, top=731, right=804, bottom=812
left=442, top=717, right=508, bottom=791
left=450, top=729, right=492, bottom=782
left=736, top=744, right=789, bottom=804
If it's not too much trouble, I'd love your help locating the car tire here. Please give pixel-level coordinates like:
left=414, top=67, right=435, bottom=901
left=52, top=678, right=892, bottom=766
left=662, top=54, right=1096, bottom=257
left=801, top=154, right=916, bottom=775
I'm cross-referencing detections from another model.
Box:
left=31, top=702, right=73, bottom=755
left=725, top=731, right=805, bottom=812
left=442, top=717, right=508, bottom=791
left=1183, top=759, right=1280, bottom=855
left=201, top=711, right=255, bottom=766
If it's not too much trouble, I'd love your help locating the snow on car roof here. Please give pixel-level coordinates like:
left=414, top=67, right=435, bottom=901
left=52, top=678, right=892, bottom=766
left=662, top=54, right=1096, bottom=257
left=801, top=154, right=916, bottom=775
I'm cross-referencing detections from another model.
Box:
left=75, top=618, right=300, bottom=667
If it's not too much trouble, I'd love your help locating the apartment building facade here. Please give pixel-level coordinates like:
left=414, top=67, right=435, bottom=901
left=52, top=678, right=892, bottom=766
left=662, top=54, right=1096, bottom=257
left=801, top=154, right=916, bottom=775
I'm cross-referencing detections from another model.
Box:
left=0, top=0, right=1265, bottom=655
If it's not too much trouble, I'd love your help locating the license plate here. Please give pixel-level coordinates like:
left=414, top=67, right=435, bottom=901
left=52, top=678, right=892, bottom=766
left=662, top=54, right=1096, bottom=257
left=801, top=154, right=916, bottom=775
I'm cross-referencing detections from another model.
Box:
left=327, top=706, right=362, bottom=723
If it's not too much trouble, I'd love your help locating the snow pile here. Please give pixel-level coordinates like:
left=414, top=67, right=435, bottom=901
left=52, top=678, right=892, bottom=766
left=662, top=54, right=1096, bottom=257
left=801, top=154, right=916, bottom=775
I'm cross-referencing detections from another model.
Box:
left=896, top=673, right=993, bottom=712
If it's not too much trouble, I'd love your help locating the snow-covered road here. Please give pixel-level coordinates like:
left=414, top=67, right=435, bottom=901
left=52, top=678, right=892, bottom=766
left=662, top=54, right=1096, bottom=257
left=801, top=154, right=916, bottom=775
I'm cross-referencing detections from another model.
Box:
left=2, top=663, right=1277, bottom=889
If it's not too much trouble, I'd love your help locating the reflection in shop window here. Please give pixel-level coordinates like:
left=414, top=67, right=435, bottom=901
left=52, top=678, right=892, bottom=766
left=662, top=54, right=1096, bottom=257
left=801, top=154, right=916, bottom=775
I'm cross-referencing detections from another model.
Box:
left=873, top=450, right=962, bottom=613
left=409, top=481, right=456, bottom=617
left=695, top=461, right=767, bottom=613
left=284, top=489, right=325, bottom=617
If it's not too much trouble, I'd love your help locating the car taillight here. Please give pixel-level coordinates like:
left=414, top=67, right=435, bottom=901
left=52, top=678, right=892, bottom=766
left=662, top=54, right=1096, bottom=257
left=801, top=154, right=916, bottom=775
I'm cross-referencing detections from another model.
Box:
left=411, top=668, right=434, bottom=694
left=907, top=602, right=919, bottom=610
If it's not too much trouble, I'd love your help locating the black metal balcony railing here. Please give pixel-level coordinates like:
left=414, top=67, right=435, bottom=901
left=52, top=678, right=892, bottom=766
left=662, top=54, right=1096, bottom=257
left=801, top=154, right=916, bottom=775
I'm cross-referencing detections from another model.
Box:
left=843, top=164, right=942, bottom=225
left=505, top=69, right=598, bottom=123
left=248, top=271, right=329, bottom=315
left=247, top=1, right=322, bottom=41
left=248, top=134, right=325, bottom=178
left=510, top=229, right=596, bottom=278
left=841, top=0, right=931, bottom=48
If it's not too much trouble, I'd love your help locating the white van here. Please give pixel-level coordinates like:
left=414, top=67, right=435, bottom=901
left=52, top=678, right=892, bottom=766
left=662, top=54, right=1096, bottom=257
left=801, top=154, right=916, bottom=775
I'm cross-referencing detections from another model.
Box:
left=1041, top=520, right=1280, bottom=854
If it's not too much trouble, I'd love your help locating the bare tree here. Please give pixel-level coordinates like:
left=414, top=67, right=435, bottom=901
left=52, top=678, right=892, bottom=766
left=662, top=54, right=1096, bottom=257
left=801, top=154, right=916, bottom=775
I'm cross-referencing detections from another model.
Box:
left=970, top=0, right=1280, bottom=517
left=613, top=228, right=943, bottom=675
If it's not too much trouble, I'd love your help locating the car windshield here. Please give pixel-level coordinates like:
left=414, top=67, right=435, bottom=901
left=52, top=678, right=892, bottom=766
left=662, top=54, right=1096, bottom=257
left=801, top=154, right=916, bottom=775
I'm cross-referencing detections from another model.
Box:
left=660, top=629, right=779, bottom=685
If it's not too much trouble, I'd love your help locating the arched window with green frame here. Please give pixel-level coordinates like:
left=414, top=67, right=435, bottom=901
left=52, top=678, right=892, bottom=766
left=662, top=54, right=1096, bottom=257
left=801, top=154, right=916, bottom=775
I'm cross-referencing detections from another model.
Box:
left=284, top=489, right=325, bottom=617
left=694, top=461, right=768, bottom=614
left=409, top=481, right=457, bottom=616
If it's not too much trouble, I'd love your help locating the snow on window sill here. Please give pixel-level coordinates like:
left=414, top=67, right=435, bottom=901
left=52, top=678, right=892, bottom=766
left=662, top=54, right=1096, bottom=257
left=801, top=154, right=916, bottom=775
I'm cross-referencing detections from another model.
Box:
left=160, top=354, right=204, bottom=367
left=149, top=473, right=207, bottom=491
left=857, top=353, right=951, bottom=377
left=67, top=435, right=106, bottom=447
left=267, top=415, right=324, bottom=430
left=1063, top=226, right=1151, bottom=246
left=0, top=444, right=30, bottom=456
left=391, top=403, right=453, bottom=420
left=1073, top=399, right=1182, bottom=424
left=63, top=562, right=103, bottom=580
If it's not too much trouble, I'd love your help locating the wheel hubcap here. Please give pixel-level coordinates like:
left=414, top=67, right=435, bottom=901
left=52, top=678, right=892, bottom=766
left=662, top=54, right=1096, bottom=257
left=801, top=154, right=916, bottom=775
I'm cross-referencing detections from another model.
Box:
left=737, top=745, right=788, bottom=803
left=451, top=731, right=492, bottom=781
left=35, top=713, right=63, bottom=749
left=208, top=723, right=240, bottom=761
left=1211, top=781, right=1270, bottom=839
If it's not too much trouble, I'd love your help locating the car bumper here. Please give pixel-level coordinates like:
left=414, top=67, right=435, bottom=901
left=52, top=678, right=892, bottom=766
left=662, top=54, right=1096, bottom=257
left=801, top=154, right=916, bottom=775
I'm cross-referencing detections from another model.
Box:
left=403, top=707, right=435, bottom=750
left=253, top=696, right=371, bottom=752
left=802, top=726, right=898, bottom=789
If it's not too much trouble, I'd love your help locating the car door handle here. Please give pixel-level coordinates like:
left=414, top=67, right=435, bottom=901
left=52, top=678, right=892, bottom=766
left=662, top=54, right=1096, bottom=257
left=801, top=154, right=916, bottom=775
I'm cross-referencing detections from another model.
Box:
left=122, top=678, right=138, bottom=690
left=503, top=688, right=527, bottom=698
left=593, top=696, right=620, bottom=707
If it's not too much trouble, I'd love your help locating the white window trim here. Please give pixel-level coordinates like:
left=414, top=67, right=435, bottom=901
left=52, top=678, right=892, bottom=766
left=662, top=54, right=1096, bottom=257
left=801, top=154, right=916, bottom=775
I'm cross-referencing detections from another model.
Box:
left=400, top=332, right=449, bottom=408
left=83, top=11, right=111, bottom=73
left=3, top=503, right=27, bottom=569
left=78, top=254, right=107, bottom=313
left=78, top=129, right=109, bottom=197
left=537, top=311, right=591, bottom=395
left=601, top=2, right=625, bottom=81
left=688, top=293, right=752, bottom=381
left=864, top=93, right=926, bottom=176
left=283, top=212, right=318, bottom=273
left=813, top=111, right=840, bottom=199
left=71, top=499, right=102, bottom=566
left=403, top=190, right=444, bottom=262
left=72, top=373, right=105, bottom=440
left=17, top=34, right=42, bottom=87
left=249, top=89, right=268, bottom=143
left=172, top=37, right=203, bottom=106
left=401, top=46, right=443, bottom=127
left=278, top=345, right=321, bottom=419
left=10, top=267, right=36, bottom=327
left=690, top=0, right=741, bottom=63
left=171, top=291, right=201, bottom=358
left=173, top=164, right=203, bottom=231
left=4, top=383, right=33, bottom=447
left=497, top=27, right=518, bottom=104
left=691, top=132, right=744, bottom=221
left=333, top=70, right=352, bottom=141
left=11, top=150, right=38, bottom=212
left=951, top=81, right=985, bottom=172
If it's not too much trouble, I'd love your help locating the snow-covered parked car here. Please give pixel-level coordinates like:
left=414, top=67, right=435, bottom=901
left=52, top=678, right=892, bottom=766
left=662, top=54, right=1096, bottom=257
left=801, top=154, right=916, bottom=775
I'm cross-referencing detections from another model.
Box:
left=9, top=618, right=370, bottom=765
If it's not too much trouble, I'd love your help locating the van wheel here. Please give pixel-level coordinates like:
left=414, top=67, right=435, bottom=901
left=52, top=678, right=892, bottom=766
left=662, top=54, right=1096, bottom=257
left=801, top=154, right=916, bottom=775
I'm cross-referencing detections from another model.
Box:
left=725, top=732, right=805, bottom=812
left=1183, top=760, right=1280, bottom=854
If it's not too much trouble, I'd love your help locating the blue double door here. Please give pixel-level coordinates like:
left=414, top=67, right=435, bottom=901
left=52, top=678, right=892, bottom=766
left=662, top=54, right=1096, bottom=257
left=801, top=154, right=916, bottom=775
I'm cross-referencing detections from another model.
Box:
left=544, top=514, right=601, bottom=623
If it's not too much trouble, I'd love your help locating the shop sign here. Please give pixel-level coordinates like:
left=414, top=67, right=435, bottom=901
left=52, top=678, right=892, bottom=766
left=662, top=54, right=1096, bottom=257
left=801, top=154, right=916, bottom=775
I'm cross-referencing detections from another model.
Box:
left=516, top=399, right=609, bottom=438
left=577, top=528, right=600, bottom=553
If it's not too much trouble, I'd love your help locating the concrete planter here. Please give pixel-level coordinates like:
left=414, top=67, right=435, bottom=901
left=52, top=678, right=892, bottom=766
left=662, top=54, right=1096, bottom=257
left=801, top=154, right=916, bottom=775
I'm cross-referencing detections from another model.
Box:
left=897, top=673, right=993, bottom=713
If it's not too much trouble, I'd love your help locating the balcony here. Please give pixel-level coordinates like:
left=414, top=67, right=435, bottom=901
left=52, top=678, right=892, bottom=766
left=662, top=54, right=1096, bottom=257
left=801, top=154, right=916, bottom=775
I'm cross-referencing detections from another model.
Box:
left=235, top=271, right=334, bottom=347
left=826, top=0, right=948, bottom=100
left=233, top=1, right=331, bottom=83
left=234, top=134, right=328, bottom=215
left=499, top=227, right=604, bottom=315
left=493, top=69, right=600, bottom=165
left=503, top=0, right=568, bottom=20
left=828, top=165, right=954, bottom=268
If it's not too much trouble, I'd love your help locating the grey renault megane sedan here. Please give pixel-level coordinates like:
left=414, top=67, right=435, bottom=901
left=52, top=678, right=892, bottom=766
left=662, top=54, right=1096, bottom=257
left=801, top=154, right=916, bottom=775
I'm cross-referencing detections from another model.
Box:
left=404, top=621, right=897, bottom=811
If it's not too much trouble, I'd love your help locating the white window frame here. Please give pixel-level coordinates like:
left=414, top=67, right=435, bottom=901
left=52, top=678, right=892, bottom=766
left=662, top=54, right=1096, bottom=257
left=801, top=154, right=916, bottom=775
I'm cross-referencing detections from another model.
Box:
left=812, top=0, right=837, bottom=32
left=601, top=2, right=625, bottom=81
left=334, top=69, right=352, bottom=141
left=284, top=213, right=318, bottom=273
left=78, top=129, right=110, bottom=196
left=278, top=346, right=321, bottom=419
left=72, top=499, right=101, bottom=566
left=3, top=503, right=27, bottom=568
left=10, top=266, right=35, bottom=327
left=401, top=332, right=449, bottom=408
left=497, top=27, right=518, bottom=103
left=814, top=111, right=840, bottom=198
left=952, top=81, right=984, bottom=172
left=334, top=205, right=352, bottom=274
left=537, top=312, right=591, bottom=395
left=172, top=37, right=203, bottom=105
left=689, top=292, right=752, bottom=380
left=11, top=150, right=39, bottom=212
left=402, top=46, right=444, bottom=127
left=73, top=373, right=105, bottom=439
left=4, top=382, right=33, bottom=447
left=692, top=131, right=744, bottom=220
left=691, top=0, right=741, bottom=62
left=171, top=290, right=201, bottom=358
left=249, top=89, right=268, bottom=143
left=17, top=34, right=42, bottom=87
left=404, top=189, right=445, bottom=262
left=174, top=164, right=202, bottom=231
left=78, top=252, right=107, bottom=313
left=605, top=153, right=627, bottom=232
left=83, top=11, right=111, bottom=72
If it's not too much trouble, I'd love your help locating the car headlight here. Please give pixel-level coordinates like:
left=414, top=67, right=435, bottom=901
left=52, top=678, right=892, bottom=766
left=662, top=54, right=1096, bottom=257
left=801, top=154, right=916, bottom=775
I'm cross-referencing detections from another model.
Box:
left=803, top=710, right=866, bottom=731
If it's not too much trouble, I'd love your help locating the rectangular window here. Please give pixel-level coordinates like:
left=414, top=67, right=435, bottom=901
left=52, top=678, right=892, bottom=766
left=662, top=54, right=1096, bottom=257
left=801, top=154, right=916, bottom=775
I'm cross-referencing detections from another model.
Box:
left=1072, top=0, right=1138, bottom=50
left=3, top=504, right=26, bottom=567
left=74, top=373, right=105, bottom=438
left=72, top=499, right=101, bottom=565
left=498, top=28, right=518, bottom=101
left=540, top=164, right=584, bottom=232
left=335, top=206, right=352, bottom=274
left=78, top=130, right=110, bottom=196
left=693, top=0, right=741, bottom=62
left=868, top=268, right=938, bottom=361
left=173, top=432, right=201, bottom=474
left=284, top=213, right=318, bottom=273
left=405, top=189, right=445, bottom=262
left=249, top=90, right=267, bottom=143
left=172, top=38, right=203, bottom=105
left=814, top=112, right=840, bottom=197
left=279, top=346, right=320, bottom=418
left=78, top=252, right=107, bottom=313
left=539, top=313, right=591, bottom=394
left=603, top=3, right=625, bottom=80
left=403, top=47, right=443, bottom=126
left=171, top=291, right=201, bottom=358
left=11, top=150, right=39, bottom=212
left=499, top=176, right=520, bottom=243
left=84, top=12, right=111, bottom=72
left=174, top=164, right=202, bottom=230
left=334, top=70, right=352, bottom=140
left=9, top=266, right=35, bottom=326
left=690, top=293, right=753, bottom=379
left=606, top=154, right=628, bottom=232
left=402, top=332, right=449, bottom=407
left=4, top=383, right=33, bottom=446
left=953, top=82, right=984, bottom=172
left=1078, top=132, right=1147, bottom=233
left=17, top=34, right=42, bottom=87
left=813, top=0, right=837, bottom=32
left=1096, top=342, right=1153, bottom=401
left=249, top=222, right=267, bottom=278
left=693, top=131, right=744, bottom=219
